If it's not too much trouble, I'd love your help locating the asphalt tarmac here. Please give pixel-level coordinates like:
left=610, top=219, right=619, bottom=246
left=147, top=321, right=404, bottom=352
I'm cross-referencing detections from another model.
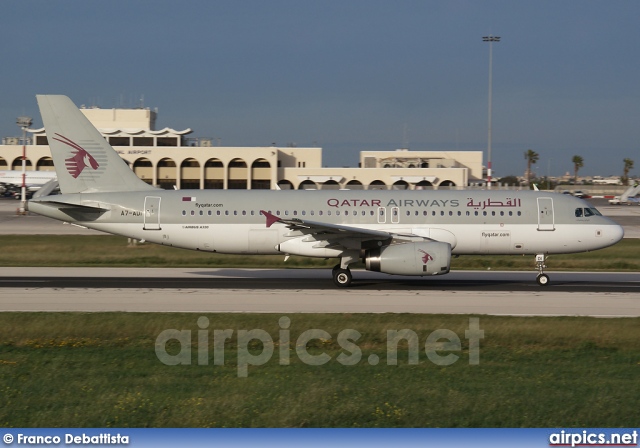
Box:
left=0, top=267, right=639, bottom=292
left=0, top=268, right=638, bottom=316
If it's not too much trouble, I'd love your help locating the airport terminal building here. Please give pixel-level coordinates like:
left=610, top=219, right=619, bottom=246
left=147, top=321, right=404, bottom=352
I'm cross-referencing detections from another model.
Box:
left=0, top=105, right=483, bottom=190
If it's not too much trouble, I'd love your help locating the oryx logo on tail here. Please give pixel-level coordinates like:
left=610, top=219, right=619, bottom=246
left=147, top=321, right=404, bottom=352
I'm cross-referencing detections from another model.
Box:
left=54, top=133, right=100, bottom=178
left=418, top=249, right=433, bottom=264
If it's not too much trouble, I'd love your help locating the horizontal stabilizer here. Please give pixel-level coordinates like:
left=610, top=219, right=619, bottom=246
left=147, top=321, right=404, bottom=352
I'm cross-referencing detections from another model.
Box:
left=42, top=201, right=110, bottom=212
left=32, top=179, right=59, bottom=198
left=28, top=199, right=109, bottom=222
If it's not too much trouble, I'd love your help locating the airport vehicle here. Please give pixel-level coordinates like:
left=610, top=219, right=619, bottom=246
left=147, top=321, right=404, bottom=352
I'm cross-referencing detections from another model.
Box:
left=27, top=95, right=624, bottom=286
left=609, top=183, right=640, bottom=205
left=572, top=190, right=590, bottom=199
left=561, top=190, right=590, bottom=199
left=2, top=185, right=33, bottom=200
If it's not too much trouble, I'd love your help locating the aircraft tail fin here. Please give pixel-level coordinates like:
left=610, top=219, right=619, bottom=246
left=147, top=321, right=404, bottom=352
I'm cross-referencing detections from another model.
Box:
left=36, top=95, right=155, bottom=194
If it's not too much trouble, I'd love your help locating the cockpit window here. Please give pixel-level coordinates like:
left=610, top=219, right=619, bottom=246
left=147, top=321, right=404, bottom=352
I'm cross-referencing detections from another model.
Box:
left=588, top=208, right=602, bottom=216
left=575, top=207, right=602, bottom=218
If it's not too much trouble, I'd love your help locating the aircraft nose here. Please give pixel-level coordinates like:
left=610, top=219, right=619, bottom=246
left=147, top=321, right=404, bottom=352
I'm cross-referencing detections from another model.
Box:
left=609, top=223, right=624, bottom=244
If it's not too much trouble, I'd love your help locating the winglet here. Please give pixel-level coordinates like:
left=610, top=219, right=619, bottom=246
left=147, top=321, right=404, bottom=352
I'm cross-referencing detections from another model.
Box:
left=261, top=210, right=281, bottom=228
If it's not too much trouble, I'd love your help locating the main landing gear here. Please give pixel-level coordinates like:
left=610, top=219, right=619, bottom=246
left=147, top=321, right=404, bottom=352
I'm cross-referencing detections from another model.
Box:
left=332, top=252, right=358, bottom=287
left=332, top=264, right=352, bottom=287
left=535, top=254, right=549, bottom=286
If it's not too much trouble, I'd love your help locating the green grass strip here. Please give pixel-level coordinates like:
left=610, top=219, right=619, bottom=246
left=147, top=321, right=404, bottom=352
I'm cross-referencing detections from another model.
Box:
left=0, top=235, right=638, bottom=270
left=0, top=313, right=639, bottom=427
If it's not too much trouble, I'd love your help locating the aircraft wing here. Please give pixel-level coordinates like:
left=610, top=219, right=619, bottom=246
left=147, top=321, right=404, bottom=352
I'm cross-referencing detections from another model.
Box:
left=260, top=210, right=424, bottom=249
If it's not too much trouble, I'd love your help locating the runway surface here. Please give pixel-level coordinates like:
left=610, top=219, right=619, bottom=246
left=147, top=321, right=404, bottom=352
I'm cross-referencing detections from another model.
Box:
left=1, top=268, right=639, bottom=316
left=1, top=197, right=639, bottom=316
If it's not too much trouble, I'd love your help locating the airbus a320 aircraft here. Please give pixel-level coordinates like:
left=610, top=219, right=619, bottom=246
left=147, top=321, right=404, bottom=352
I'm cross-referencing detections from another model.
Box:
left=0, top=170, right=57, bottom=190
left=28, top=95, right=624, bottom=287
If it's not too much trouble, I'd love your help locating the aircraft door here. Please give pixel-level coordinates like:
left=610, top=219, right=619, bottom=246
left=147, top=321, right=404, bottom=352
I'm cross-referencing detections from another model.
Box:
left=377, top=207, right=386, bottom=224
left=537, top=197, right=554, bottom=231
left=391, top=206, right=400, bottom=223
left=143, top=196, right=161, bottom=230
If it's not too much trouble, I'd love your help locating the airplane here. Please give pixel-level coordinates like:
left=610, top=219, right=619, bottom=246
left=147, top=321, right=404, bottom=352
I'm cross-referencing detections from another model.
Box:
left=0, top=170, right=57, bottom=191
left=27, top=95, right=624, bottom=287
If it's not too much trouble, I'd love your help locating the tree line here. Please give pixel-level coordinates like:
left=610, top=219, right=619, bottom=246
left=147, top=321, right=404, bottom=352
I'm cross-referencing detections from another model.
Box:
left=515, top=150, right=635, bottom=187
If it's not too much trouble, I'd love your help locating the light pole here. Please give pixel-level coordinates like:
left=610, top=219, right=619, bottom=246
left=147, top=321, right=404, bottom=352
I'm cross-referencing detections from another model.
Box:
left=483, top=34, right=500, bottom=189
left=16, top=116, right=32, bottom=214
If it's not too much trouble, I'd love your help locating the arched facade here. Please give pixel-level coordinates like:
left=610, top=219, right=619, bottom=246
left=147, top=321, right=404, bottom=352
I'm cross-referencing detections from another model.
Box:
left=251, top=158, right=271, bottom=189
left=415, top=180, right=434, bottom=189
left=227, top=158, right=247, bottom=189
left=298, top=180, right=317, bottom=190
left=133, top=158, right=153, bottom=184
left=345, top=180, right=364, bottom=190
left=439, top=180, right=456, bottom=188
left=0, top=147, right=471, bottom=191
left=204, top=159, right=224, bottom=189
left=36, top=157, right=55, bottom=171
left=157, top=158, right=177, bottom=190
left=180, top=158, right=201, bottom=190
left=277, top=179, right=294, bottom=190
left=1, top=121, right=476, bottom=190
left=368, top=180, right=387, bottom=190
left=392, top=180, right=409, bottom=190
left=321, top=180, right=340, bottom=190
left=0, top=102, right=479, bottom=192
left=11, top=157, right=32, bottom=170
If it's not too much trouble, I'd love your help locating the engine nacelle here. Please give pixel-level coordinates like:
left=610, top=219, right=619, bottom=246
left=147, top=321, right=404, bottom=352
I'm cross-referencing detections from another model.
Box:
left=365, top=241, right=451, bottom=276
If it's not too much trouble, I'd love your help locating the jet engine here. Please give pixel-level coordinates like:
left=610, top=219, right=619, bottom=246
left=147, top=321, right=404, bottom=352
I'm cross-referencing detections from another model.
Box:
left=364, top=241, right=451, bottom=276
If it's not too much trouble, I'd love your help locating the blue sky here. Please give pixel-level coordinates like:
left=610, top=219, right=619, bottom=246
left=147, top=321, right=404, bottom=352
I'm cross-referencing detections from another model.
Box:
left=1, top=1, right=638, bottom=178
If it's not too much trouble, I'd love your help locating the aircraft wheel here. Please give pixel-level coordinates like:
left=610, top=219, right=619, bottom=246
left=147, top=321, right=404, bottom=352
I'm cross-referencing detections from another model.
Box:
left=536, top=273, right=550, bottom=286
left=333, top=268, right=352, bottom=287
left=332, top=264, right=341, bottom=273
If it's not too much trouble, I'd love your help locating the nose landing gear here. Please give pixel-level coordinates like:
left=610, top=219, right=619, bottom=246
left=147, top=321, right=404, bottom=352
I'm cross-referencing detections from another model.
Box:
left=535, top=254, right=549, bottom=286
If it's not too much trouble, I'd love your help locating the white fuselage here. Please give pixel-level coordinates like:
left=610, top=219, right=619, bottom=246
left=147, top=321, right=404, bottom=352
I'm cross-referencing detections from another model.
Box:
left=28, top=189, right=624, bottom=257
left=0, top=170, right=57, bottom=189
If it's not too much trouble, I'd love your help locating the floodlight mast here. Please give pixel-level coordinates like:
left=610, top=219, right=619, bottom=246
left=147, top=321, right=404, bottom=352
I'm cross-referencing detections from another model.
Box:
left=483, top=35, right=500, bottom=189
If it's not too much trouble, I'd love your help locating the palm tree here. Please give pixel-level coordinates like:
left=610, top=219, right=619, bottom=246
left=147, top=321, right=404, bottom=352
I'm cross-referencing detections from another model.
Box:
left=623, top=158, right=634, bottom=186
left=524, top=149, right=539, bottom=186
left=572, top=155, right=584, bottom=185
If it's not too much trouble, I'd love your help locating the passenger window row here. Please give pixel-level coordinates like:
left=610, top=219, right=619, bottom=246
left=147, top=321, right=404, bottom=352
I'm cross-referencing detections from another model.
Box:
left=180, top=209, right=523, bottom=218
